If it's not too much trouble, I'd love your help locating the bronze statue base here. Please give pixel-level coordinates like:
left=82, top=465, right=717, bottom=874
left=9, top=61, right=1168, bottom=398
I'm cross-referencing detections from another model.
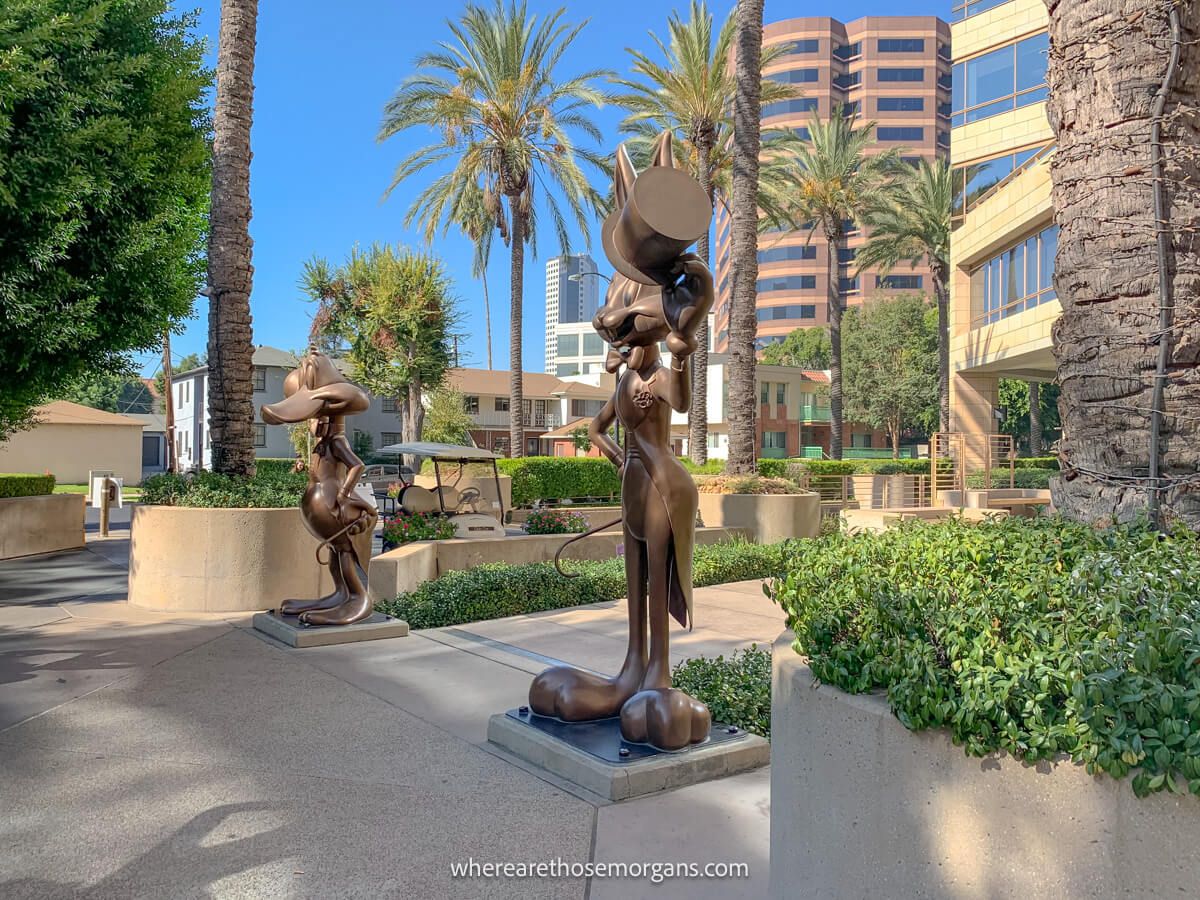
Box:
left=252, top=610, right=409, bottom=648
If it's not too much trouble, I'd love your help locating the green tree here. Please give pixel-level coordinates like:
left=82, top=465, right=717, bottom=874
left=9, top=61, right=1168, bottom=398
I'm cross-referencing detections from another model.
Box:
left=857, top=158, right=953, bottom=431
left=304, top=245, right=458, bottom=446
left=62, top=372, right=156, bottom=414
left=843, top=294, right=938, bottom=458
left=725, top=0, right=766, bottom=476
left=0, top=0, right=211, bottom=441
left=206, top=0, right=259, bottom=476
left=998, top=379, right=1061, bottom=454
left=422, top=386, right=475, bottom=446
left=612, top=1, right=797, bottom=464
left=379, top=0, right=609, bottom=457
left=453, top=184, right=495, bottom=370
left=758, top=328, right=831, bottom=370
left=779, top=110, right=900, bottom=459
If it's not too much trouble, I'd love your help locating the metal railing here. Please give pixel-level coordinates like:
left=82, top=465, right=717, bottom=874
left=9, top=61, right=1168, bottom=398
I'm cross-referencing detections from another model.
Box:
left=470, top=412, right=562, bottom=429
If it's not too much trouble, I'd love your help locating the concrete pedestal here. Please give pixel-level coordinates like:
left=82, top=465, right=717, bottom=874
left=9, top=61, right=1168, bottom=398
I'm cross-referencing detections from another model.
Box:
left=252, top=611, right=409, bottom=648
left=487, top=709, right=769, bottom=801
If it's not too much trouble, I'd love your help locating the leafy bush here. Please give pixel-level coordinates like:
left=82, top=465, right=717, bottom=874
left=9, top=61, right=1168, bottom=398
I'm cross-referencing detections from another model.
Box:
left=966, top=468, right=1056, bottom=490
left=673, top=646, right=772, bottom=738
left=255, top=457, right=300, bottom=477
left=678, top=458, right=725, bottom=475
left=1014, top=456, right=1060, bottom=471
left=0, top=473, right=55, bottom=498
left=382, top=511, right=456, bottom=545
left=140, top=471, right=307, bottom=508
left=524, top=508, right=588, bottom=535
left=380, top=540, right=790, bottom=629
left=497, top=457, right=621, bottom=506
left=770, top=518, right=1200, bottom=798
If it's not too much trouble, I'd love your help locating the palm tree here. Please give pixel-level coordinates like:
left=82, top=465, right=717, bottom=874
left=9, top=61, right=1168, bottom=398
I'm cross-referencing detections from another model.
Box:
left=455, top=184, right=495, bottom=370
left=857, top=158, right=952, bottom=432
left=725, top=0, right=766, bottom=475
left=206, top=0, right=258, bottom=476
left=781, top=110, right=899, bottom=459
left=612, top=1, right=796, bottom=465
left=378, top=0, right=608, bottom=458
left=1046, top=0, right=1198, bottom=529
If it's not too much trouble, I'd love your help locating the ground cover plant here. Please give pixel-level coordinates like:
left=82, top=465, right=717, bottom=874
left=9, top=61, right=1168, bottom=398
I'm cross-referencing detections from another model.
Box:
left=770, top=517, right=1200, bottom=797
left=140, top=469, right=307, bottom=508
left=673, top=645, right=772, bottom=738
left=379, top=540, right=790, bottom=629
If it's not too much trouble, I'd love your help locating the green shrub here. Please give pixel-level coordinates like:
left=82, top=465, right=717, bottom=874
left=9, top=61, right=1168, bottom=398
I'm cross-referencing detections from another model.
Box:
left=770, top=518, right=1200, bottom=798
left=966, top=468, right=1056, bottom=490
left=380, top=540, right=790, bottom=629
left=497, top=457, right=621, bottom=506
left=1013, top=456, right=1060, bottom=470
left=525, top=508, right=588, bottom=535
left=140, top=471, right=307, bottom=508
left=673, top=646, right=772, bottom=738
left=0, top=473, right=55, bottom=498
left=678, top=458, right=724, bottom=475
left=254, top=458, right=300, bottom=477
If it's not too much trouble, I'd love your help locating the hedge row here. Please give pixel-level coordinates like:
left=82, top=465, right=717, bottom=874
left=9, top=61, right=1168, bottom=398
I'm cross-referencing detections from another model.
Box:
left=0, top=473, right=56, bottom=499
left=141, top=469, right=307, bottom=508
left=497, top=457, right=621, bottom=505
left=771, top=517, right=1200, bottom=798
left=255, top=458, right=299, bottom=476
left=378, top=540, right=790, bottom=629
left=1012, top=456, right=1059, bottom=470
left=966, top=468, right=1057, bottom=490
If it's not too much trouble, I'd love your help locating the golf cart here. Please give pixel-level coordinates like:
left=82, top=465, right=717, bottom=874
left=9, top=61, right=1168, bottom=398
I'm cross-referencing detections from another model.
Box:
left=372, top=441, right=507, bottom=539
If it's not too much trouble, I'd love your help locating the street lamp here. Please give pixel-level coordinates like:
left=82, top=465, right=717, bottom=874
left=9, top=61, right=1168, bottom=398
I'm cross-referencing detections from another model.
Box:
left=567, top=271, right=612, bottom=284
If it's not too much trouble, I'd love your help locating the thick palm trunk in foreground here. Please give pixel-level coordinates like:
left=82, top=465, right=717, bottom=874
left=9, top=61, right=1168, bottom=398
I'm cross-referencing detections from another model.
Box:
left=207, top=0, right=258, bottom=476
left=1046, top=0, right=1199, bottom=528
left=508, top=206, right=525, bottom=458
left=726, top=0, right=765, bottom=476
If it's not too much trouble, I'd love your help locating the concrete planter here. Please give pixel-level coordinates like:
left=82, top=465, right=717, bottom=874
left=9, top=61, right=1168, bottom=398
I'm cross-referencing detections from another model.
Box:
left=128, top=505, right=372, bottom=613
left=850, top=474, right=918, bottom=509
left=0, top=493, right=85, bottom=559
left=696, top=491, right=820, bottom=542
left=770, top=632, right=1199, bottom=898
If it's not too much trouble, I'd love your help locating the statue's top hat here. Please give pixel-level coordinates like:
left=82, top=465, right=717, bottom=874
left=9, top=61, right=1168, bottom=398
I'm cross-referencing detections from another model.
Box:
left=602, top=132, right=712, bottom=286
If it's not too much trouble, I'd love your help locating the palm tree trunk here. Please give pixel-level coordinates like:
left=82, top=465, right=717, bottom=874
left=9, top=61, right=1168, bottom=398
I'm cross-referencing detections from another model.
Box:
left=1028, top=381, right=1042, bottom=456
left=688, top=132, right=715, bottom=466
left=933, top=263, right=950, bottom=433
left=1046, top=0, right=1198, bottom=527
left=507, top=204, right=525, bottom=457
left=206, top=0, right=258, bottom=477
left=725, top=0, right=764, bottom=476
left=482, top=271, right=493, bottom=370
left=826, top=231, right=844, bottom=460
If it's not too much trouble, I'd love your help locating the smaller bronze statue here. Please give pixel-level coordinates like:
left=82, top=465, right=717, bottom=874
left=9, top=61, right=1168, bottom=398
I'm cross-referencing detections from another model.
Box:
left=261, top=351, right=378, bottom=626
left=529, top=133, right=715, bottom=751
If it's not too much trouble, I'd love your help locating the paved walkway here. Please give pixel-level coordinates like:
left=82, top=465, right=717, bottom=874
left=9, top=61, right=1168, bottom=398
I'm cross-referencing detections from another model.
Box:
left=0, top=534, right=785, bottom=899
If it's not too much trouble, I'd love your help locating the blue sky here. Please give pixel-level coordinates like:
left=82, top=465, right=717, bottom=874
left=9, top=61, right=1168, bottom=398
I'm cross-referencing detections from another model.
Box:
left=151, top=0, right=937, bottom=376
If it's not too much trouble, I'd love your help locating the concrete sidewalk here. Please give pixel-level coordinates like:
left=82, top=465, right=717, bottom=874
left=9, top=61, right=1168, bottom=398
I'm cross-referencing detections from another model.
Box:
left=0, top=536, right=783, bottom=899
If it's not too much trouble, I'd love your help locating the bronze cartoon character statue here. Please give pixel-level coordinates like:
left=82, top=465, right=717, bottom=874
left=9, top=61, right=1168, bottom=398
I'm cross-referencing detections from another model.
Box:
left=529, top=133, right=715, bottom=751
left=260, top=351, right=378, bottom=626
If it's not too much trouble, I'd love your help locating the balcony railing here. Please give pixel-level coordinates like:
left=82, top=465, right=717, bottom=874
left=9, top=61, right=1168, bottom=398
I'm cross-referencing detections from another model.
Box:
left=798, top=405, right=832, bottom=423
left=470, top=411, right=562, bottom=430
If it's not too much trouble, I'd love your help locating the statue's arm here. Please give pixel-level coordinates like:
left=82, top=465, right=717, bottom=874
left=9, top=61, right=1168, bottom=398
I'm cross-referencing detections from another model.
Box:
left=329, top=433, right=365, bottom=500
left=590, top=397, right=623, bottom=471
left=658, top=355, right=690, bottom=414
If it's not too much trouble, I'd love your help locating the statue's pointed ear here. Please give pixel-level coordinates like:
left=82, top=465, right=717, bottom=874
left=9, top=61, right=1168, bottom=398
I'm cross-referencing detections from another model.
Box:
left=651, top=131, right=675, bottom=168
left=614, top=144, right=636, bottom=208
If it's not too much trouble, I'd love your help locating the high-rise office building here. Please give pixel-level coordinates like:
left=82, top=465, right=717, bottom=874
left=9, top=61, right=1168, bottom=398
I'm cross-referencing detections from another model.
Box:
left=712, top=16, right=952, bottom=353
left=946, top=0, right=1055, bottom=468
left=544, top=253, right=603, bottom=376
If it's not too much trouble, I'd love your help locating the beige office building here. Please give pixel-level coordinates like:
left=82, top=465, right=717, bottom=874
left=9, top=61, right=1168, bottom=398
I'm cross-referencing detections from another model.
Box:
left=712, top=15, right=952, bottom=353
left=946, top=0, right=1055, bottom=465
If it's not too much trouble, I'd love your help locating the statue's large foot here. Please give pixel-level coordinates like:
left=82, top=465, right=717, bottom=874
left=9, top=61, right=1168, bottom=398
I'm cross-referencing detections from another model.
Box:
left=619, top=688, right=711, bottom=751
left=281, top=590, right=344, bottom=616
left=299, top=593, right=372, bottom=627
left=529, top=666, right=641, bottom=721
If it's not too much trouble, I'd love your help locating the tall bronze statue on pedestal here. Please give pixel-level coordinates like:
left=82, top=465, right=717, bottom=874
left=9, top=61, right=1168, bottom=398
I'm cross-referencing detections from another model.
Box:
left=261, top=351, right=378, bottom=626
left=529, top=134, right=715, bottom=751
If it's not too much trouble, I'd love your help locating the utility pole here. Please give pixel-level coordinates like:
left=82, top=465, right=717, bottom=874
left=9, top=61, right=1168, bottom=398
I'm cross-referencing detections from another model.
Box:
left=163, top=329, right=177, bottom=474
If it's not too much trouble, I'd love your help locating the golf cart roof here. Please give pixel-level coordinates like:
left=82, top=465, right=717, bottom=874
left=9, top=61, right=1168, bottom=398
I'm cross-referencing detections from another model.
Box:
left=376, top=441, right=502, bottom=461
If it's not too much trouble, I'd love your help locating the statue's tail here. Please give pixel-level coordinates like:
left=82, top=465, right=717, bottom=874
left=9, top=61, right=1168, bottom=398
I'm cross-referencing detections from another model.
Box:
left=553, top=516, right=623, bottom=578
